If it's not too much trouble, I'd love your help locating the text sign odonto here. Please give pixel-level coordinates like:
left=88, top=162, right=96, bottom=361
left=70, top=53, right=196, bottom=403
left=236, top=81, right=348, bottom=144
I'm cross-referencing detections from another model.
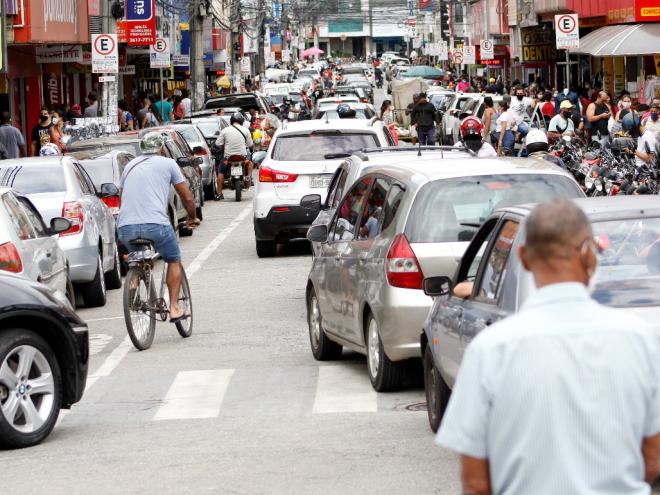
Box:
left=92, top=34, right=118, bottom=74
left=555, top=13, right=579, bottom=49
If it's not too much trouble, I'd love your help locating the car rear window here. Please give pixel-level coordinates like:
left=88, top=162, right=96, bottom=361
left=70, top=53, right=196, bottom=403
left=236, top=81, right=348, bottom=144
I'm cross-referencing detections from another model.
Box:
left=79, top=159, right=116, bottom=188
left=204, top=96, right=259, bottom=111
left=405, top=174, right=582, bottom=243
left=0, top=165, right=67, bottom=194
left=318, top=110, right=369, bottom=120
left=271, top=132, right=379, bottom=161
left=177, top=127, right=201, bottom=144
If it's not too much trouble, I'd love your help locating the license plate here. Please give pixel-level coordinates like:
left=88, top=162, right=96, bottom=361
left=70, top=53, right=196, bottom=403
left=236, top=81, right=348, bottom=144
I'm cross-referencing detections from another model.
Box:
left=310, top=175, right=332, bottom=188
left=231, top=165, right=243, bottom=177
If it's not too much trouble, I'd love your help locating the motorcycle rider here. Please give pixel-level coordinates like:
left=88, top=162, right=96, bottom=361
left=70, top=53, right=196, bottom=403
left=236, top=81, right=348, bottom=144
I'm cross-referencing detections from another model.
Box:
left=456, top=117, right=497, bottom=157
left=524, top=129, right=566, bottom=169
left=214, top=112, right=254, bottom=200
left=547, top=100, right=576, bottom=143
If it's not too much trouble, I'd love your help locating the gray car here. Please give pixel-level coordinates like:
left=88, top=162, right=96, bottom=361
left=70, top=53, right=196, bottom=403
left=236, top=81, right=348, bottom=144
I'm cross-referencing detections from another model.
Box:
left=0, top=156, right=121, bottom=307
left=305, top=153, right=584, bottom=392
left=421, top=196, right=660, bottom=432
left=169, top=122, right=218, bottom=200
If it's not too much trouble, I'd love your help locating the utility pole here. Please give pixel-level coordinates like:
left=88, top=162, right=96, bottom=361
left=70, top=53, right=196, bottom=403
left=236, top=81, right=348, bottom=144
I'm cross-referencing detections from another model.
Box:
left=190, top=0, right=207, bottom=111
left=257, top=0, right=266, bottom=78
left=99, top=0, right=118, bottom=125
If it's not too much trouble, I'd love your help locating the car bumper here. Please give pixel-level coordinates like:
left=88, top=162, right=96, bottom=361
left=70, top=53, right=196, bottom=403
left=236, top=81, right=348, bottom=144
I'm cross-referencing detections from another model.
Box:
left=373, top=286, right=433, bottom=361
left=253, top=206, right=318, bottom=242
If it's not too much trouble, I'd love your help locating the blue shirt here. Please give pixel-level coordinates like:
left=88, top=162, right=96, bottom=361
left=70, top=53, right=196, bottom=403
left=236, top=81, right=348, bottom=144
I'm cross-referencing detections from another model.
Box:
left=153, top=100, right=173, bottom=123
left=436, top=282, right=660, bottom=495
left=118, top=154, right=185, bottom=228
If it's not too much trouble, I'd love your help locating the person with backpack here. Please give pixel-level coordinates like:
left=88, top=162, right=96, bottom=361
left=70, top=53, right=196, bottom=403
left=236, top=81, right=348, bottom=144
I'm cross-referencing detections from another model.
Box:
left=214, top=112, right=254, bottom=200
left=547, top=100, right=576, bottom=143
left=137, top=96, right=160, bottom=129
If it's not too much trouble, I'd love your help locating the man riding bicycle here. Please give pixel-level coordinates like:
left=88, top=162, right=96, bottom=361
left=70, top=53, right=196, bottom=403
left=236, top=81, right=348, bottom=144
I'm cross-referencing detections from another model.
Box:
left=214, top=112, right=254, bottom=199
left=118, top=132, right=200, bottom=323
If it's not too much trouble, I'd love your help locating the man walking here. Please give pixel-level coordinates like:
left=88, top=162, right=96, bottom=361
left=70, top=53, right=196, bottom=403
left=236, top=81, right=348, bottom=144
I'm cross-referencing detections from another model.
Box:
left=411, top=93, right=437, bottom=145
left=84, top=92, right=99, bottom=117
left=0, top=112, right=26, bottom=158
left=436, top=199, right=660, bottom=495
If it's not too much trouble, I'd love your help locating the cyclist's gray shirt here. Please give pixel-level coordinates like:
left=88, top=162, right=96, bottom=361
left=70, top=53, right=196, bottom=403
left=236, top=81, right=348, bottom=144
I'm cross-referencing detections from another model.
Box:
left=118, top=154, right=185, bottom=228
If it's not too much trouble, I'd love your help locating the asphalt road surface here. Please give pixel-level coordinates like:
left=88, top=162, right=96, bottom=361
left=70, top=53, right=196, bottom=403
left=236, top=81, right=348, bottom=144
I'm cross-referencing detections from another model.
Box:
left=0, top=190, right=460, bottom=494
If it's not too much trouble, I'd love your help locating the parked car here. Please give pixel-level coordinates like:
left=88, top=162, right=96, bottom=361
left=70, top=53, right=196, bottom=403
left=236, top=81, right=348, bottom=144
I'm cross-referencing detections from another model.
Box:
left=138, top=127, right=205, bottom=226
left=203, top=93, right=270, bottom=114
left=0, top=156, right=120, bottom=307
left=168, top=122, right=218, bottom=200
left=0, top=187, right=74, bottom=306
left=316, top=95, right=360, bottom=106
left=313, top=102, right=376, bottom=120
left=420, top=195, right=660, bottom=432
left=440, top=93, right=480, bottom=145
left=0, top=270, right=88, bottom=448
left=305, top=155, right=585, bottom=392
left=346, top=80, right=374, bottom=104
left=253, top=119, right=393, bottom=257
left=191, top=116, right=229, bottom=148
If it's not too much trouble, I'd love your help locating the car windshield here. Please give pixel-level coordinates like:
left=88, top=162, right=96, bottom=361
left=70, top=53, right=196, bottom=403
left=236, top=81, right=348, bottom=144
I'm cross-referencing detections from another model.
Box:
left=591, top=217, right=660, bottom=307
left=271, top=132, right=379, bottom=161
left=79, top=159, right=116, bottom=187
left=196, top=121, right=221, bottom=138
left=430, top=94, right=451, bottom=112
left=177, top=127, right=202, bottom=144
left=0, top=165, right=67, bottom=194
left=406, top=174, right=582, bottom=243
left=317, top=110, right=368, bottom=120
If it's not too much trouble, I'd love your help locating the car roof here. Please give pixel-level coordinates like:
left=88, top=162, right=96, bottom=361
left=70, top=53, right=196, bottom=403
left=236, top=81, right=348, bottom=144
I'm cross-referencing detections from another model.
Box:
left=66, top=135, right=140, bottom=148
left=1, top=156, right=70, bottom=167
left=278, top=119, right=382, bottom=135
left=317, top=102, right=371, bottom=110
left=353, top=152, right=574, bottom=186
left=503, top=196, right=660, bottom=223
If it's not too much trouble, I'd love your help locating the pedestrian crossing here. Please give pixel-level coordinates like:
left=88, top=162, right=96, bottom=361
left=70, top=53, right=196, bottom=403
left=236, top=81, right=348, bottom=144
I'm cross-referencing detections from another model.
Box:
left=64, top=364, right=426, bottom=426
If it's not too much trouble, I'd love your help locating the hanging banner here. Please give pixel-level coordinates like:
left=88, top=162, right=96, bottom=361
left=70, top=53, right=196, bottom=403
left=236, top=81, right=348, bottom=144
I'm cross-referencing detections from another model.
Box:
left=124, top=0, right=157, bottom=46
left=463, top=45, right=476, bottom=64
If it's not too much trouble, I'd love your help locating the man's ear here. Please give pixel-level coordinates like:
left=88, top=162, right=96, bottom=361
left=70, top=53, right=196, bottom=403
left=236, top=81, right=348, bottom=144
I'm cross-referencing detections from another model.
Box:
left=518, top=244, right=531, bottom=272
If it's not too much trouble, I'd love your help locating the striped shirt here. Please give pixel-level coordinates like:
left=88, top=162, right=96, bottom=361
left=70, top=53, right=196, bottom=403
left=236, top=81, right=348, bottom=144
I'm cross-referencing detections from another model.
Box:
left=436, top=282, right=660, bottom=495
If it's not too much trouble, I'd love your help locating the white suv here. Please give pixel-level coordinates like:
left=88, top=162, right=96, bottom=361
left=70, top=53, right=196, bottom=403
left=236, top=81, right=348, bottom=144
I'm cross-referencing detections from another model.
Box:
left=253, top=119, right=395, bottom=257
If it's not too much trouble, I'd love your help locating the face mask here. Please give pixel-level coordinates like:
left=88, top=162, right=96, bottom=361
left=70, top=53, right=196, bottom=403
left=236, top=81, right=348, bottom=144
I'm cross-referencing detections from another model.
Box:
left=517, top=95, right=524, bottom=101
left=562, top=111, right=571, bottom=118
left=651, top=112, right=659, bottom=122
left=52, top=117, right=59, bottom=124
left=39, top=115, right=48, bottom=123
left=621, top=101, right=631, bottom=109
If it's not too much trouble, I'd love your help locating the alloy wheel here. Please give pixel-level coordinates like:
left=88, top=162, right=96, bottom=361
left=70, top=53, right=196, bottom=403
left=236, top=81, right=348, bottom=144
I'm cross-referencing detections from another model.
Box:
left=308, top=295, right=321, bottom=349
left=0, top=345, right=55, bottom=434
left=367, top=318, right=380, bottom=378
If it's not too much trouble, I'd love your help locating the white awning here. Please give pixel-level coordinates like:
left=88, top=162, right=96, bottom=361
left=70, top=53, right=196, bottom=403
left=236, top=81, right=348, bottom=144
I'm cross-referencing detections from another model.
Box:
left=570, top=23, right=660, bottom=56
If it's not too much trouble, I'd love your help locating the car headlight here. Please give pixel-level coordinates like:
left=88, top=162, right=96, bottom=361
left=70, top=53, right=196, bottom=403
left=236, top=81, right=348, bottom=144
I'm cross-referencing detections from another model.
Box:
left=585, top=176, right=594, bottom=189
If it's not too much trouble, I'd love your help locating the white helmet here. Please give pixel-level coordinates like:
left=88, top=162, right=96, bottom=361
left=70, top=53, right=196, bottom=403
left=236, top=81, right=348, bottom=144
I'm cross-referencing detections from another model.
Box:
left=140, top=131, right=166, bottom=154
left=525, top=129, right=548, bottom=154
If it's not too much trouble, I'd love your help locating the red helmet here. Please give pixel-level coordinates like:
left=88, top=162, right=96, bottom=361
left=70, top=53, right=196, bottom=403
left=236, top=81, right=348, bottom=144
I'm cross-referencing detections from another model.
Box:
left=460, top=116, right=484, bottom=140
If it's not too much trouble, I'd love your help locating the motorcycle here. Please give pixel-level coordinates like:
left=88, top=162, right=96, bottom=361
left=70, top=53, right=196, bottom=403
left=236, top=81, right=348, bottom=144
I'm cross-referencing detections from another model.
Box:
left=225, top=155, right=250, bottom=202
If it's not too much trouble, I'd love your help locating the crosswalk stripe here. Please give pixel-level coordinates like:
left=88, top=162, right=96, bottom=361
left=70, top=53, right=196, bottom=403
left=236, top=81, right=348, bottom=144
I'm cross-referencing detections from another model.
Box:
left=312, top=365, right=378, bottom=414
left=153, top=369, right=235, bottom=421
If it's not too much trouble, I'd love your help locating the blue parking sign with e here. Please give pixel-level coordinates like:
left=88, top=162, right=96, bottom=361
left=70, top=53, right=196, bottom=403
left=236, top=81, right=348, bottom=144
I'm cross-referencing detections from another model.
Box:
left=126, top=0, right=153, bottom=21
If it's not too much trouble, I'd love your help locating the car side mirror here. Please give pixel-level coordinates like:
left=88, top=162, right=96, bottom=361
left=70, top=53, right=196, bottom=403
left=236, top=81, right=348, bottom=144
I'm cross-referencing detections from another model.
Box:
left=423, top=276, right=453, bottom=297
left=99, top=183, right=120, bottom=198
left=193, top=156, right=204, bottom=166
left=300, top=193, right=322, bottom=212
left=50, top=217, right=72, bottom=235
left=252, top=151, right=267, bottom=165
left=177, top=157, right=191, bottom=168
left=307, top=224, right=329, bottom=243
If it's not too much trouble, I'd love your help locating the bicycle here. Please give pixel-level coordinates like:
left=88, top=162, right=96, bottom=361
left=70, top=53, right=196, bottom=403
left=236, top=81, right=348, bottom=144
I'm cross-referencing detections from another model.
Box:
left=123, top=238, right=193, bottom=351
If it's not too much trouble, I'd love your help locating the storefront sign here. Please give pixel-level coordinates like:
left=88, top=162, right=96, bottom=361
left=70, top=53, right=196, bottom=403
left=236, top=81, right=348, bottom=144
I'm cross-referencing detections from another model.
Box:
left=119, top=65, right=136, bottom=75
left=521, top=27, right=563, bottom=62
left=149, top=38, right=170, bottom=69
left=555, top=14, right=579, bottom=49
left=91, top=34, right=118, bottom=73
left=136, top=66, right=174, bottom=80
left=44, top=72, right=64, bottom=106
left=124, top=0, right=156, bottom=45
left=21, top=0, right=89, bottom=43
left=36, top=45, right=83, bottom=64
left=636, top=0, right=660, bottom=21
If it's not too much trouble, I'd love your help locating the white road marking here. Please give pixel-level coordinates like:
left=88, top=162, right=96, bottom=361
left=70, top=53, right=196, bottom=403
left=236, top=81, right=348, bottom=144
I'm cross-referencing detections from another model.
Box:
left=89, top=333, right=113, bottom=356
left=85, top=316, right=123, bottom=322
left=153, top=369, right=235, bottom=421
left=312, top=365, right=378, bottom=414
left=185, top=205, right=252, bottom=278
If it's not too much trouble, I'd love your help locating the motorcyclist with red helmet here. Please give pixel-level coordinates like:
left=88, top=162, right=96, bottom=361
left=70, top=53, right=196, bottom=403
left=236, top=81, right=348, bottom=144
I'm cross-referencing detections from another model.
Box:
left=457, top=116, right=497, bottom=157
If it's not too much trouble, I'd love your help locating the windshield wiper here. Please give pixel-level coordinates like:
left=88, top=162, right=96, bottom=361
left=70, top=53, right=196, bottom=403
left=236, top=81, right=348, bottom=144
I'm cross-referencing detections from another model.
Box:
left=324, top=153, right=352, bottom=159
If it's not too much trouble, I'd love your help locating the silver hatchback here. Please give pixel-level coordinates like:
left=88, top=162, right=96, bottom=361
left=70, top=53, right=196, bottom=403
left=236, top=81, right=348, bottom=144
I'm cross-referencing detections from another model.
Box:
left=305, top=154, right=584, bottom=391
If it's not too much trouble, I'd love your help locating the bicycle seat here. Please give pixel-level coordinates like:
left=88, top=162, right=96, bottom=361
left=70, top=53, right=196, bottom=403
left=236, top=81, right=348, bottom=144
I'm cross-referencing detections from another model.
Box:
left=131, top=238, right=154, bottom=246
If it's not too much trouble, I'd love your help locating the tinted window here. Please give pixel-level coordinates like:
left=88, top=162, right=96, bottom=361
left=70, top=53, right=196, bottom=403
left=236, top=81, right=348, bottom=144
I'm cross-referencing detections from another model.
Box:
left=0, top=165, right=66, bottom=194
left=329, top=177, right=373, bottom=242
left=16, top=196, right=48, bottom=237
left=357, top=178, right=390, bottom=240
left=204, top=96, right=260, bottom=111
left=272, top=133, right=379, bottom=161
left=326, top=167, right=346, bottom=208
left=475, top=220, right=520, bottom=302
left=317, top=110, right=369, bottom=120
left=381, top=183, right=405, bottom=232
left=3, top=192, right=36, bottom=240
left=79, top=158, right=116, bottom=188
left=405, top=174, right=582, bottom=243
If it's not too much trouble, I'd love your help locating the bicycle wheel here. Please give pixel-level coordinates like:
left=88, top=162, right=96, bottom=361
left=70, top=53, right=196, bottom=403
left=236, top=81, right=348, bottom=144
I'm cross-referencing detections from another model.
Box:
left=175, top=269, right=193, bottom=338
left=123, top=267, right=156, bottom=351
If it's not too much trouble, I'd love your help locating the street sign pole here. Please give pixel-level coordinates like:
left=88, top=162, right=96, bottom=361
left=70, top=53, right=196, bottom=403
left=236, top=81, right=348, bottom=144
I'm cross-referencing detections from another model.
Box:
left=160, top=67, right=164, bottom=121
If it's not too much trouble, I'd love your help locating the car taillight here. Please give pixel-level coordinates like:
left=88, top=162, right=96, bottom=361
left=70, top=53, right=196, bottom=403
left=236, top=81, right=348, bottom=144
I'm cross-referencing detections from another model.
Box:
left=61, top=201, right=84, bottom=236
left=195, top=148, right=208, bottom=155
left=0, top=242, right=22, bottom=273
left=259, top=166, right=298, bottom=183
left=386, top=234, right=424, bottom=289
left=101, top=195, right=121, bottom=215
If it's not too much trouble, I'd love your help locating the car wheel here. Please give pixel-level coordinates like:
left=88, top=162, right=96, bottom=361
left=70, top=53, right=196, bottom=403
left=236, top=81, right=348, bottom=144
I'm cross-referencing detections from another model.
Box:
left=424, top=345, right=450, bottom=433
left=0, top=329, right=62, bottom=449
left=104, top=243, right=122, bottom=290
left=81, top=254, right=106, bottom=307
left=205, top=170, right=218, bottom=200
left=366, top=313, right=405, bottom=392
left=65, top=275, right=76, bottom=310
left=256, top=240, right=276, bottom=258
left=307, top=288, right=342, bottom=360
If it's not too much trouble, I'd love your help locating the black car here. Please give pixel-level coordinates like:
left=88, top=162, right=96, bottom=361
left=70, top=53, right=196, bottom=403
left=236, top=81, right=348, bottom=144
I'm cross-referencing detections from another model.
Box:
left=203, top=93, right=270, bottom=114
left=0, top=271, right=88, bottom=448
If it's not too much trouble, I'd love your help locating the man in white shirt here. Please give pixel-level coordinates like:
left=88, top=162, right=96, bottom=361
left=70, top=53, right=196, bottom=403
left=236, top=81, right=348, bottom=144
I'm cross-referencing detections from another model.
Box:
left=509, top=85, right=534, bottom=138
left=214, top=112, right=254, bottom=199
left=436, top=199, right=660, bottom=495
left=181, top=89, right=192, bottom=118
left=632, top=127, right=657, bottom=168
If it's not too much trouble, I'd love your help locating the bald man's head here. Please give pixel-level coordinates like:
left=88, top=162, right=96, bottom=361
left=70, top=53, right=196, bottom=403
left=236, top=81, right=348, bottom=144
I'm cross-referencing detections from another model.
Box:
left=519, top=199, right=597, bottom=288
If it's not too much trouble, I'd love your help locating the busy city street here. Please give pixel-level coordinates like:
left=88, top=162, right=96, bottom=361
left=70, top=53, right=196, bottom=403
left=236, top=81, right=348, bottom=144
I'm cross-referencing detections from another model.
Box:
left=1, top=0, right=660, bottom=492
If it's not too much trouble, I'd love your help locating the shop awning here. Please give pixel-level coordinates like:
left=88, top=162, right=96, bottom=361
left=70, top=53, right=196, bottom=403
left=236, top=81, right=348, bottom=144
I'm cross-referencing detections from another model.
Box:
left=570, top=23, right=660, bottom=56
